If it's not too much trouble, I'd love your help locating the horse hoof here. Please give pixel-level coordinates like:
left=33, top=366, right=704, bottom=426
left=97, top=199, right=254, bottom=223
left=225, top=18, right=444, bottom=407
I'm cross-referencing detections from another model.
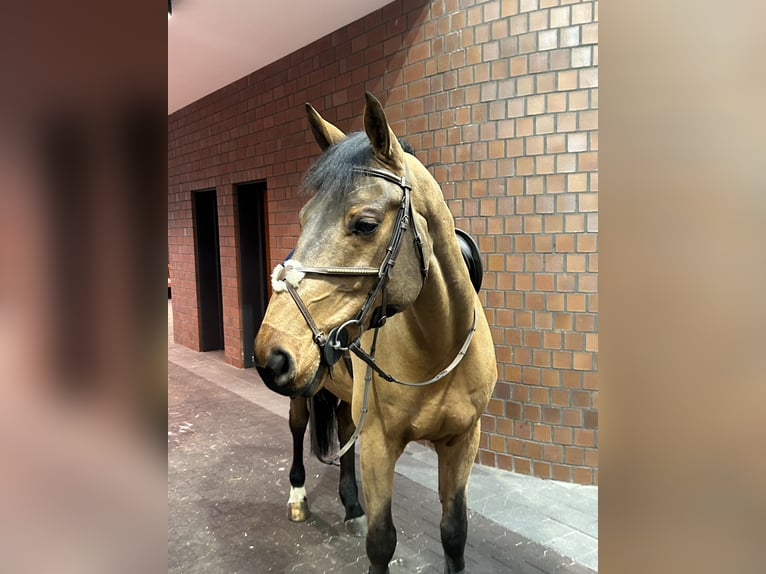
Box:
left=287, top=499, right=310, bottom=522
left=344, top=515, right=368, bottom=537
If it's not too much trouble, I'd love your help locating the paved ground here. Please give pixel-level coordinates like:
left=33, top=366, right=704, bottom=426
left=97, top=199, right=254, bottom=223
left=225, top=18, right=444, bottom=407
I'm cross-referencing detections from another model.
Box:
left=168, top=303, right=598, bottom=573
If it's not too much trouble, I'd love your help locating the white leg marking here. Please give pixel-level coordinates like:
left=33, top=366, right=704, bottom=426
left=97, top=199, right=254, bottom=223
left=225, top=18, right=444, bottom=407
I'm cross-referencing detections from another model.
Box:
left=288, top=486, right=307, bottom=504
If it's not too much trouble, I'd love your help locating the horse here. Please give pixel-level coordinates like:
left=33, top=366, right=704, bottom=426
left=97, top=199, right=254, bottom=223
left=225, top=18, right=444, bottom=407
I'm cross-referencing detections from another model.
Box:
left=282, top=137, right=419, bottom=539
left=285, top=228, right=484, bottom=537
left=256, top=92, right=497, bottom=574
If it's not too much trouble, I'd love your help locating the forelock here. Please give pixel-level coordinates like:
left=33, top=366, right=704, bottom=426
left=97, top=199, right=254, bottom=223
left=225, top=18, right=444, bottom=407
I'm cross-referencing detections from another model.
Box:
left=300, top=132, right=416, bottom=201
left=300, top=132, right=371, bottom=201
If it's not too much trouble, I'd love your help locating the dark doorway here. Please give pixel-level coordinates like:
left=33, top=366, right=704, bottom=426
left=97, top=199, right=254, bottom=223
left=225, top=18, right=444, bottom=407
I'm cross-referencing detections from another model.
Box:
left=236, top=181, right=269, bottom=368
left=193, top=189, right=224, bottom=351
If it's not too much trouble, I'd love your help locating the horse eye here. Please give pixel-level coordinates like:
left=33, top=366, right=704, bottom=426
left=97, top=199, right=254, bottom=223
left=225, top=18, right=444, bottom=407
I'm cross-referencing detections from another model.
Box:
left=352, top=219, right=379, bottom=235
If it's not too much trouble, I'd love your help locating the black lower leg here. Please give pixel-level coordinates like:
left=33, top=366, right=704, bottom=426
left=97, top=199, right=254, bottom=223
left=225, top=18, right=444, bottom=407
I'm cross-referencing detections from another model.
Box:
left=337, top=401, right=364, bottom=520
left=288, top=398, right=309, bottom=488
left=441, top=490, right=467, bottom=574
left=367, top=501, right=396, bottom=574
left=339, top=453, right=365, bottom=520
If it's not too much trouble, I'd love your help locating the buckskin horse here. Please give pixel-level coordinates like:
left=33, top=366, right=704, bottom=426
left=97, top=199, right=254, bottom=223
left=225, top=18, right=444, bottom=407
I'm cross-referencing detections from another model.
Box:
left=256, top=93, right=497, bottom=574
left=285, top=227, right=484, bottom=537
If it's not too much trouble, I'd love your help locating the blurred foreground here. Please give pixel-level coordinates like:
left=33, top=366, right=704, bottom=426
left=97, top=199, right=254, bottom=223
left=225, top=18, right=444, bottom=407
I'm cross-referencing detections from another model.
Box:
left=0, top=3, right=166, bottom=572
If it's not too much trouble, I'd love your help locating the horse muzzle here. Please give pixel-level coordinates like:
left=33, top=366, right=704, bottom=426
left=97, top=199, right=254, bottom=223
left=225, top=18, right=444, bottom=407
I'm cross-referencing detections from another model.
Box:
left=256, top=346, right=324, bottom=398
left=256, top=346, right=296, bottom=396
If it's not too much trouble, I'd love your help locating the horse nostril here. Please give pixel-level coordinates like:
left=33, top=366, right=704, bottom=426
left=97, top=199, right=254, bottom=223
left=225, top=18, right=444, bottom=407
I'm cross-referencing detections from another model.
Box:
left=257, top=347, right=296, bottom=394
left=267, top=348, right=293, bottom=383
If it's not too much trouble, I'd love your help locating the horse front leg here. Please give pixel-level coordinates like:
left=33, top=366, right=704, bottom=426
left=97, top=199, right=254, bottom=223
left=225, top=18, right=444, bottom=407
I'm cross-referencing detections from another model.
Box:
left=360, top=433, right=403, bottom=574
left=434, top=422, right=481, bottom=574
left=287, top=396, right=310, bottom=521
left=336, top=400, right=367, bottom=537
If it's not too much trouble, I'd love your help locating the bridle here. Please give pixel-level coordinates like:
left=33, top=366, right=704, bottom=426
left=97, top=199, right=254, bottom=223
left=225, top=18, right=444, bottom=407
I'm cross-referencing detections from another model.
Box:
left=271, top=163, right=476, bottom=460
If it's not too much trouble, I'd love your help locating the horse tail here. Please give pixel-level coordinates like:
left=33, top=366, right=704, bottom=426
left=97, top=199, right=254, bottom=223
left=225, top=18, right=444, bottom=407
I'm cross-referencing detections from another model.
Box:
left=309, top=388, right=339, bottom=465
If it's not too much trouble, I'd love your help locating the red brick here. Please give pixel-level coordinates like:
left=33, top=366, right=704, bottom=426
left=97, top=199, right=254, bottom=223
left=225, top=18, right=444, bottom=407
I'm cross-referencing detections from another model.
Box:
left=572, top=467, right=593, bottom=484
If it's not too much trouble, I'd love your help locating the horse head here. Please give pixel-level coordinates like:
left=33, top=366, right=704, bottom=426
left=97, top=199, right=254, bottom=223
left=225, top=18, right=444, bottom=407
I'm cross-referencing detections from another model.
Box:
left=255, top=93, right=435, bottom=398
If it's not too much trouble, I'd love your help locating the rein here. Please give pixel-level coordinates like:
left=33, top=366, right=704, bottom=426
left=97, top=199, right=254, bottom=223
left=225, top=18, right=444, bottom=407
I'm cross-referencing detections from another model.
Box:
left=348, top=310, right=476, bottom=387
left=272, top=164, right=475, bottom=462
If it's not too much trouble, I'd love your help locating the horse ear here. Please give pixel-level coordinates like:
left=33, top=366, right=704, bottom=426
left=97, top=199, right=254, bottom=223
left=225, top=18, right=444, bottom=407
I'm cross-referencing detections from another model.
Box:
left=364, top=92, right=404, bottom=167
left=306, top=103, right=346, bottom=151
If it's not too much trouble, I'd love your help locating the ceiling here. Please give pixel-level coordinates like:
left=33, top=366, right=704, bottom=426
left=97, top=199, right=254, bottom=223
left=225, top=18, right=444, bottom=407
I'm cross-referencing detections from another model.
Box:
left=168, top=0, right=394, bottom=114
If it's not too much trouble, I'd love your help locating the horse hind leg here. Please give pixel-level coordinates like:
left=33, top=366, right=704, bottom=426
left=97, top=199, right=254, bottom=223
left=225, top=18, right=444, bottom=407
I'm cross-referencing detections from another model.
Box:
left=336, top=400, right=367, bottom=537
left=287, top=396, right=311, bottom=522
left=435, top=423, right=481, bottom=574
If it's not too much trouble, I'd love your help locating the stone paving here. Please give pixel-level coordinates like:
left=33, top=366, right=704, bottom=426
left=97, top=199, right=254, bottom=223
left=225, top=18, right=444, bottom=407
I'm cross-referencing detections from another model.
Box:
left=168, top=303, right=598, bottom=572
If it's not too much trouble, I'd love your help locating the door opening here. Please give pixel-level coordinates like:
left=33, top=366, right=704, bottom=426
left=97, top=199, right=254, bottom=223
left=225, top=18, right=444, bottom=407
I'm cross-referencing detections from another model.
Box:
left=193, top=189, right=224, bottom=351
left=236, top=181, right=269, bottom=368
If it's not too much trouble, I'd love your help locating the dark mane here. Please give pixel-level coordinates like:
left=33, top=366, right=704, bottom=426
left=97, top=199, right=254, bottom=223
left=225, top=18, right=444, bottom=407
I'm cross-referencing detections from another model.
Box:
left=301, top=132, right=415, bottom=201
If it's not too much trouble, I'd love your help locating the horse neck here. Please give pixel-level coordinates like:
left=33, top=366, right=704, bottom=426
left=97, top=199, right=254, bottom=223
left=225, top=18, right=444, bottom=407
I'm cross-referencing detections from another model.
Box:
left=405, top=209, right=476, bottom=351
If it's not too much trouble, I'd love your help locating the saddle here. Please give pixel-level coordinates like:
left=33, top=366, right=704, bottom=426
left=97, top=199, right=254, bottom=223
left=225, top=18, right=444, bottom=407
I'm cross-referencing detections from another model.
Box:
left=455, top=228, right=483, bottom=293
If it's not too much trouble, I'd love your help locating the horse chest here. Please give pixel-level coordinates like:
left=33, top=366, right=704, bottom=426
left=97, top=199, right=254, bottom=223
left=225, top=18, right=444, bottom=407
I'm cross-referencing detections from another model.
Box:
left=371, top=389, right=476, bottom=442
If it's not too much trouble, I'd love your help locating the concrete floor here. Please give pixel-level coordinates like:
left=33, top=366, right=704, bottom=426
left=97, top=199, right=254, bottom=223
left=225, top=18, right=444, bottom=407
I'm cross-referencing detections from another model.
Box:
left=168, top=301, right=598, bottom=572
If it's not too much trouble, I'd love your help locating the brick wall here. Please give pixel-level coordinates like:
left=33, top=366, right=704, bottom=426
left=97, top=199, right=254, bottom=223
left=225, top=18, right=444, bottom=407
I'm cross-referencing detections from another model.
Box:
left=168, top=0, right=598, bottom=484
